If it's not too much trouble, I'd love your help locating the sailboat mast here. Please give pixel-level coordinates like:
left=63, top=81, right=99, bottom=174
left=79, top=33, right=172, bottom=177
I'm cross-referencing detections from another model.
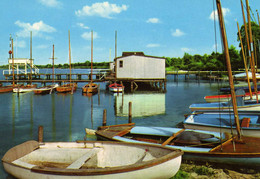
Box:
left=52, top=44, right=55, bottom=84
left=30, top=31, right=32, bottom=85
left=91, top=30, right=93, bottom=83
left=246, top=0, right=258, bottom=103
left=115, top=30, right=117, bottom=80
left=257, top=10, right=260, bottom=27
left=216, top=0, right=241, bottom=139
left=68, top=30, right=72, bottom=84
left=240, top=0, right=253, bottom=98
left=11, top=37, right=14, bottom=86
left=237, top=22, right=252, bottom=98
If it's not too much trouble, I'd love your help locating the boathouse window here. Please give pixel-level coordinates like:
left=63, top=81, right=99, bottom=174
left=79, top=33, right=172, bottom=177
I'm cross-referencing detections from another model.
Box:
left=119, top=60, right=123, bottom=68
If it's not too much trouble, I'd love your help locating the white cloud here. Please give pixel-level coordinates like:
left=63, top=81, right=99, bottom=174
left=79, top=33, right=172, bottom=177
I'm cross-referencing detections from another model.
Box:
left=146, top=18, right=160, bottom=24
left=81, top=31, right=99, bottom=40
left=171, top=29, right=185, bottom=37
left=38, top=0, right=62, bottom=8
left=75, top=2, right=128, bottom=19
left=146, top=43, right=160, bottom=48
left=15, top=20, right=56, bottom=38
left=181, top=47, right=194, bottom=52
left=209, top=8, right=230, bottom=21
left=14, top=40, right=26, bottom=48
left=77, top=23, right=89, bottom=29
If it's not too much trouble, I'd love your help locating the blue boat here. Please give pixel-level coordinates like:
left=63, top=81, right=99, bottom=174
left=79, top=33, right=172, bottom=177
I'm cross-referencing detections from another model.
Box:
left=95, top=123, right=260, bottom=167
left=183, top=111, right=260, bottom=137
left=189, top=99, right=260, bottom=111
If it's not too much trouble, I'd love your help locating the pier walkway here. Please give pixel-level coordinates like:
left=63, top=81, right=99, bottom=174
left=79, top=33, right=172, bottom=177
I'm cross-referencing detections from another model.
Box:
left=0, top=70, right=245, bottom=84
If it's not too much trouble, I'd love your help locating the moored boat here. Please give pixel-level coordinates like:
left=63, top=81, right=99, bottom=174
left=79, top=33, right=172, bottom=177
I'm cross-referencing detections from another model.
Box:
left=2, top=140, right=183, bottom=179
left=109, top=83, right=124, bottom=93
left=82, top=83, right=98, bottom=93
left=183, top=111, right=260, bottom=137
left=13, top=84, right=37, bottom=93
left=204, top=91, right=260, bottom=102
left=33, top=84, right=59, bottom=94
left=0, top=84, right=23, bottom=93
left=82, top=31, right=98, bottom=94
left=95, top=123, right=260, bottom=167
left=56, top=83, right=77, bottom=93
left=189, top=99, right=260, bottom=111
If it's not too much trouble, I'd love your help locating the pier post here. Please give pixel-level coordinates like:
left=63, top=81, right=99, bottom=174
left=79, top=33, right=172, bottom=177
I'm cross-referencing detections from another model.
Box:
left=102, top=109, right=107, bottom=126
left=38, top=126, right=43, bottom=143
left=128, top=102, right=132, bottom=123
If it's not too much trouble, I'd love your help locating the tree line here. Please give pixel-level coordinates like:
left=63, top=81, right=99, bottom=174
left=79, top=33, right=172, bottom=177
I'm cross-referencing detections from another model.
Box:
left=166, top=22, right=259, bottom=71
left=35, top=61, right=110, bottom=69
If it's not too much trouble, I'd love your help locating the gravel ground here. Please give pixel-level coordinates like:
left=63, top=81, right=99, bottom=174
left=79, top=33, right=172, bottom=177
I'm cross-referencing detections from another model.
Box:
left=173, top=162, right=260, bottom=179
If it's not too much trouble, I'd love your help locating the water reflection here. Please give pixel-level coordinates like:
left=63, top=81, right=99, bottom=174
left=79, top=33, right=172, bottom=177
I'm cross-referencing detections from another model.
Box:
left=114, top=92, right=166, bottom=117
left=51, top=93, right=56, bottom=140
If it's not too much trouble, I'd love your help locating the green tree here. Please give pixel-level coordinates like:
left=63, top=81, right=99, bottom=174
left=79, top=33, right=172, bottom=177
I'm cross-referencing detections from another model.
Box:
left=237, top=22, right=260, bottom=69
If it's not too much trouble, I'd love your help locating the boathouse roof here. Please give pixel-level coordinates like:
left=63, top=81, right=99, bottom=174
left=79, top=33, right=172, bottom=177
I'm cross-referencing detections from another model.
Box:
left=115, top=52, right=165, bottom=60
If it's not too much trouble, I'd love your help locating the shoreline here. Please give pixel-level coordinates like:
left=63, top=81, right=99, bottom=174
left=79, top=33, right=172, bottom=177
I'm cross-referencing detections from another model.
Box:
left=173, top=161, right=260, bottom=179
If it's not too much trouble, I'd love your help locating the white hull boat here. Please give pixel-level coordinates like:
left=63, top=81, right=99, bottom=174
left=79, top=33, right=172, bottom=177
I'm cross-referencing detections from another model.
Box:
left=2, top=140, right=183, bottom=179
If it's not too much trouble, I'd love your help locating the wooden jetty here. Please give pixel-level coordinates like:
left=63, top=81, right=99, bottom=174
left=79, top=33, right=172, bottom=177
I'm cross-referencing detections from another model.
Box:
left=0, top=69, right=246, bottom=89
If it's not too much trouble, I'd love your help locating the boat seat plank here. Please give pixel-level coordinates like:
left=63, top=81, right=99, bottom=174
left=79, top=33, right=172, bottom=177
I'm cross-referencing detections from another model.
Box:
left=12, top=159, right=36, bottom=169
left=162, top=129, right=185, bottom=146
left=67, top=148, right=101, bottom=169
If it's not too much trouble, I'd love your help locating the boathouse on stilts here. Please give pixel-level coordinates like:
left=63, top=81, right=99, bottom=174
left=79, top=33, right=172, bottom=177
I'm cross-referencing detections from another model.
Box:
left=107, top=52, right=166, bottom=92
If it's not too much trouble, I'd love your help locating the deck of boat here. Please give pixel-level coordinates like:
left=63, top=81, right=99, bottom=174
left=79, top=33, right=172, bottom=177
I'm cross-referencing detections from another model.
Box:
left=96, top=123, right=135, bottom=139
left=212, top=136, right=260, bottom=153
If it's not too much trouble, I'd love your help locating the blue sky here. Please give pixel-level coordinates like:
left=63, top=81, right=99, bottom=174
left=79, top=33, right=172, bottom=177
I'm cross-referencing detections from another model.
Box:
left=0, top=0, right=259, bottom=65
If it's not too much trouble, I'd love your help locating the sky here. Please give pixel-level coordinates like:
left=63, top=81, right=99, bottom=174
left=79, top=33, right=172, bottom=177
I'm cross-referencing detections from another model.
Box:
left=0, top=0, right=259, bottom=65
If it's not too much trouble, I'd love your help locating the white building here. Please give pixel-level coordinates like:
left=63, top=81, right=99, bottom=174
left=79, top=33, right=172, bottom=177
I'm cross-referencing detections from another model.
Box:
left=114, top=52, right=165, bottom=80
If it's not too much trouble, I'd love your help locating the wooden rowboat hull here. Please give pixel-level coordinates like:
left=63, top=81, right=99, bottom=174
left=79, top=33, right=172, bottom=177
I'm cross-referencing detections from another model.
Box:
left=56, top=84, right=77, bottom=93
left=95, top=124, right=260, bottom=167
left=2, top=141, right=183, bottom=179
left=0, top=86, right=14, bottom=93
left=82, top=83, right=98, bottom=93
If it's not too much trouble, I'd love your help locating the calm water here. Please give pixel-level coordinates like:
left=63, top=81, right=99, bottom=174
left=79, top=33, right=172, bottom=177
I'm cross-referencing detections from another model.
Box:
left=0, top=69, right=226, bottom=178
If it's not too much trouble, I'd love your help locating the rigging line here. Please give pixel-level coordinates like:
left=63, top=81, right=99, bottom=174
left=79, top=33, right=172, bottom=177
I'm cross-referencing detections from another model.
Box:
left=213, top=0, right=223, bottom=150
left=242, top=1, right=257, bottom=23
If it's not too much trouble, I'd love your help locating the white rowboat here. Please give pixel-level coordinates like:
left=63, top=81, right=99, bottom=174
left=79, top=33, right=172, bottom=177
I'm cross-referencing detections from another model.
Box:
left=2, top=140, right=183, bottom=179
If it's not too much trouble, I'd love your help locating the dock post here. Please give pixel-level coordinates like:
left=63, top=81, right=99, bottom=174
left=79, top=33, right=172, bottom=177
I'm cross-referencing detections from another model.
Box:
left=128, top=102, right=132, bottom=123
left=38, top=125, right=43, bottom=143
left=102, top=109, right=107, bottom=126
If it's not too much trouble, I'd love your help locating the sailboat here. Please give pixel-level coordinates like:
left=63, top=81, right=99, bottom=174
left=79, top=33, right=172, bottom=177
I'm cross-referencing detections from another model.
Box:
left=0, top=37, right=21, bottom=93
left=56, top=30, right=77, bottom=93
left=204, top=91, right=260, bottom=102
left=94, top=0, right=260, bottom=167
left=13, top=31, right=38, bottom=93
left=108, top=31, right=125, bottom=93
left=34, top=45, right=59, bottom=94
left=82, top=30, right=98, bottom=94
